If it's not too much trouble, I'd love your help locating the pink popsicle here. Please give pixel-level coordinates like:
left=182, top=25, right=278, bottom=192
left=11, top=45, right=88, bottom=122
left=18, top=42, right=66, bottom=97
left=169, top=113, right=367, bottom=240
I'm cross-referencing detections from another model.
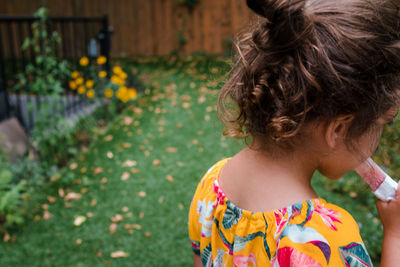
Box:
left=354, top=158, right=398, bottom=201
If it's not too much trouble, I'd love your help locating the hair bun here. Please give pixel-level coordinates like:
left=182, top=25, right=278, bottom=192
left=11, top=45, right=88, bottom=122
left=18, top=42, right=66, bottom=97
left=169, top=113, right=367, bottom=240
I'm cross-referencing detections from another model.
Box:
left=246, top=0, right=310, bottom=48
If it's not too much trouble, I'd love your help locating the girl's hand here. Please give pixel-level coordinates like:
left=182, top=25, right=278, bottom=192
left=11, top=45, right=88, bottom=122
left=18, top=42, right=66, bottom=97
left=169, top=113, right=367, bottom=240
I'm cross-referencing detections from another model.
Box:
left=376, top=183, right=400, bottom=238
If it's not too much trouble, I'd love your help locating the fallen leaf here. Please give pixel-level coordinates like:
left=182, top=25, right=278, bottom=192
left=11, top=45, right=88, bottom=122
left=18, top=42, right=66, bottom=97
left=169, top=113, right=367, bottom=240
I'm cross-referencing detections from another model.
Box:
left=42, top=204, right=49, bottom=210
left=97, top=251, right=103, bottom=258
left=198, top=96, right=206, bottom=103
left=122, top=207, right=129, bottom=212
left=80, top=188, right=88, bottom=194
left=121, top=172, right=130, bottom=181
left=104, top=135, right=113, bottom=141
left=137, top=191, right=146, bottom=197
left=65, top=192, right=82, bottom=201
left=122, top=142, right=131, bottom=148
left=69, top=163, right=78, bottom=170
left=139, top=212, right=144, bottom=219
left=73, top=216, right=86, bottom=226
left=176, top=123, right=183, bottom=128
left=191, top=139, right=199, bottom=145
left=181, top=95, right=191, bottom=101
left=123, top=160, right=137, bottom=167
left=182, top=102, right=191, bottom=109
left=144, top=232, right=152, bottom=237
left=166, top=175, right=174, bottom=182
left=152, top=159, right=161, bottom=167
left=94, top=167, right=103, bottom=175
left=33, top=215, right=40, bottom=222
left=87, top=212, right=94, bottom=218
left=43, top=211, right=52, bottom=220
left=3, top=233, right=10, bottom=242
left=75, top=239, right=82, bottom=245
left=144, top=151, right=150, bottom=157
left=80, top=167, right=87, bottom=173
left=58, top=188, right=65, bottom=197
left=107, top=152, right=114, bottom=159
left=65, top=202, right=73, bottom=208
left=111, top=251, right=129, bottom=258
left=139, top=145, right=145, bottom=151
left=132, top=224, right=142, bottom=230
left=123, top=116, right=133, bottom=125
left=111, top=214, right=124, bottom=223
left=101, top=177, right=108, bottom=184
left=91, top=199, right=97, bottom=206
left=165, top=147, right=177, bottom=153
left=47, top=196, right=57, bottom=203
left=130, top=168, right=140, bottom=174
left=109, top=223, right=117, bottom=234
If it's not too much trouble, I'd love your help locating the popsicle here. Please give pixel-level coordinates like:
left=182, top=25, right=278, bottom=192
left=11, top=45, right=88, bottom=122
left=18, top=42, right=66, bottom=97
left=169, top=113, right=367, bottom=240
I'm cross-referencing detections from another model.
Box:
left=354, top=158, right=398, bottom=201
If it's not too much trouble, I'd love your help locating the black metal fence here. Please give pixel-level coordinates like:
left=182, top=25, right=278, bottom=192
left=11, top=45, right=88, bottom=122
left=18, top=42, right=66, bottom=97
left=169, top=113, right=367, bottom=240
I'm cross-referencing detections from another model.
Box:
left=0, top=14, right=112, bottom=133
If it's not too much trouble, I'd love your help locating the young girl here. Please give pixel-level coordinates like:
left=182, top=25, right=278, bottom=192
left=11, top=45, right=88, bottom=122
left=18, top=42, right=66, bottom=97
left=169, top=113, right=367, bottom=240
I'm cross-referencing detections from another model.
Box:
left=188, top=0, right=400, bottom=266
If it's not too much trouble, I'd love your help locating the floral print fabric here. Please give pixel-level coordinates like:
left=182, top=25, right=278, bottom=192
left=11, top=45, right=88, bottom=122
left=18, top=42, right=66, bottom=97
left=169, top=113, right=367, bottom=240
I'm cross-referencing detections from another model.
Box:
left=188, top=159, right=373, bottom=267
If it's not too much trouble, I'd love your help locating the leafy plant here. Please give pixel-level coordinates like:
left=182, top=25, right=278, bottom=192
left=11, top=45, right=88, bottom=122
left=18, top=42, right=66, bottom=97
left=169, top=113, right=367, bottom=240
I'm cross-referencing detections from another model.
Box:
left=13, top=7, right=70, bottom=95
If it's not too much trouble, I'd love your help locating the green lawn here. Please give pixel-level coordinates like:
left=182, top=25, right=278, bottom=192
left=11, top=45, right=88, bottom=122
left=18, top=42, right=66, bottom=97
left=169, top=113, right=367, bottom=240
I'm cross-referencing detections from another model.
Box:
left=0, top=55, right=388, bottom=266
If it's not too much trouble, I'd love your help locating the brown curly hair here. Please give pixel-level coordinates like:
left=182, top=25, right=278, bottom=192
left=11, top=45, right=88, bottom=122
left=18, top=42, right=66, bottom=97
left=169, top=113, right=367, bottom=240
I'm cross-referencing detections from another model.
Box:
left=218, top=0, right=400, bottom=152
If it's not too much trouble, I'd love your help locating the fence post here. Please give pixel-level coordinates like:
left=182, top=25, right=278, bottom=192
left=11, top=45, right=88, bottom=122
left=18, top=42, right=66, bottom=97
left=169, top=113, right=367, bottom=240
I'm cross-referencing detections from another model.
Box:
left=0, top=30, right=11, bottom=122
left=99, top=14, right=112, bottom=75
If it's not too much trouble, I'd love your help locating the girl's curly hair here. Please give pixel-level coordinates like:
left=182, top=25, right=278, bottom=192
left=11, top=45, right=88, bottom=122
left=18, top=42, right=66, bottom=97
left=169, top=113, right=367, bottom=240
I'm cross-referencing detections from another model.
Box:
left=218, top=0, right=400, bottom=151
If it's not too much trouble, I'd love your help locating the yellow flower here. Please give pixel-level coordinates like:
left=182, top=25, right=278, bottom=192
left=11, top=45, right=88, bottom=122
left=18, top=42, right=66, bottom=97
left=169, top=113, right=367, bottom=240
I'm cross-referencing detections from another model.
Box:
left=78, top=86, right=86, bottom=94
left=86, top=80, right=94, bottom=88
left=75, top=77, right=84, bottom=85
left=128, top=88, right=137, bottom=99
left=105, top=88, right=114, bottom=98
left=80, top=57, right=89, bottom=66
left=111, top=75, right=125, bottom=86
left=97, top=56, right=107, bottom=65
left=69, top=81, right=77, bottom=90
left=113, top=66, right=122, bottom=75
left=116, top=86, right=128, bottom=100
left=87, top=89, right=95, bottom=98
left=119, top=72, right=127, bottom=80
left=71, top=70, right=80, bottom=79
left=98, top=71, right=107, bottom=78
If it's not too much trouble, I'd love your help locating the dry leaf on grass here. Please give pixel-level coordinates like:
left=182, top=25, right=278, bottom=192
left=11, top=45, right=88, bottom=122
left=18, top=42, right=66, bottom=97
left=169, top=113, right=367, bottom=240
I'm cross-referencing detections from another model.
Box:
left=65, top=192, right=82, bottom=201
left=123, top=160, right=137, bottom=167
left=122, top=206, right=129, bottom=212
left=166, top=175, right=174, bottom=182
left=121, top=172, right=130, bottom=181
left=111, top=251, right=129, bottom=258
left=109, top=223, right=117, bottom=234
left=94, top=167, right=103, bottom=175
left=43, top=211, right=52, bottom=220
left=47, top=196, right=57, bottom=203
left=137, top=191, right=146, bottom=197
left=107, top=152, right=114, bottom=158
left=69, top=163, right=78, bottom=170
left=165, top=147, right=177, bottom=153
left=123, top=116, right=133, bottom=125
left=111, top=214, right=123, bottom=223
left=152, top=159, right=160, bottom=167
left=73, top=216, right=86, bottom=226
left=104, top=135, right=113, bottom=141
left=58, top=188, right=65, bottom=197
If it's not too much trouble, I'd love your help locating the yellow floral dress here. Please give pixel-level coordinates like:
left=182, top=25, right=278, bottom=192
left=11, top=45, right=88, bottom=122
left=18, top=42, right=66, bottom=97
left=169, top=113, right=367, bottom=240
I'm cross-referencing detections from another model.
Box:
left=188, top=158, right=373, bottom=267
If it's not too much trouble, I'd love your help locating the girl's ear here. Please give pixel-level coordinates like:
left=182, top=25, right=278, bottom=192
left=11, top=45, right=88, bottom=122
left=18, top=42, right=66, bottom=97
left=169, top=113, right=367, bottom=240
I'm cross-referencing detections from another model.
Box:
left=325, top=115, right=354, bottom=149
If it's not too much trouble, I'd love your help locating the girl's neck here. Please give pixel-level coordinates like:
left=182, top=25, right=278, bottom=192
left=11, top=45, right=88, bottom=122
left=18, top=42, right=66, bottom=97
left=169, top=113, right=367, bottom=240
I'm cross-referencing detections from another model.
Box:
left=219, top=145, right=320, bottom=213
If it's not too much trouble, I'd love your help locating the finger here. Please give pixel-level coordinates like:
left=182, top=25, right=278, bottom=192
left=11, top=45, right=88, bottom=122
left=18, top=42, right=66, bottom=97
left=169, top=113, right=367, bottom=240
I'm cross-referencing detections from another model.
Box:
left=396, top=181, right=400, bottom=200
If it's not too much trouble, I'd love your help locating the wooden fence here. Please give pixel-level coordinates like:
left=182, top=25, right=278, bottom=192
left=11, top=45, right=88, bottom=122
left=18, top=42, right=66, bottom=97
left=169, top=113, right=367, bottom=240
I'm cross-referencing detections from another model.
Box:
left=0, top=0, right=259, bottom=57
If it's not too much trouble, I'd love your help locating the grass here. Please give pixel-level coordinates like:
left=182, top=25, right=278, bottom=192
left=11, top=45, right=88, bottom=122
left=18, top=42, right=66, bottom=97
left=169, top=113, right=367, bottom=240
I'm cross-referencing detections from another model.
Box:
left=0, top=54, right=395, bottom=266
